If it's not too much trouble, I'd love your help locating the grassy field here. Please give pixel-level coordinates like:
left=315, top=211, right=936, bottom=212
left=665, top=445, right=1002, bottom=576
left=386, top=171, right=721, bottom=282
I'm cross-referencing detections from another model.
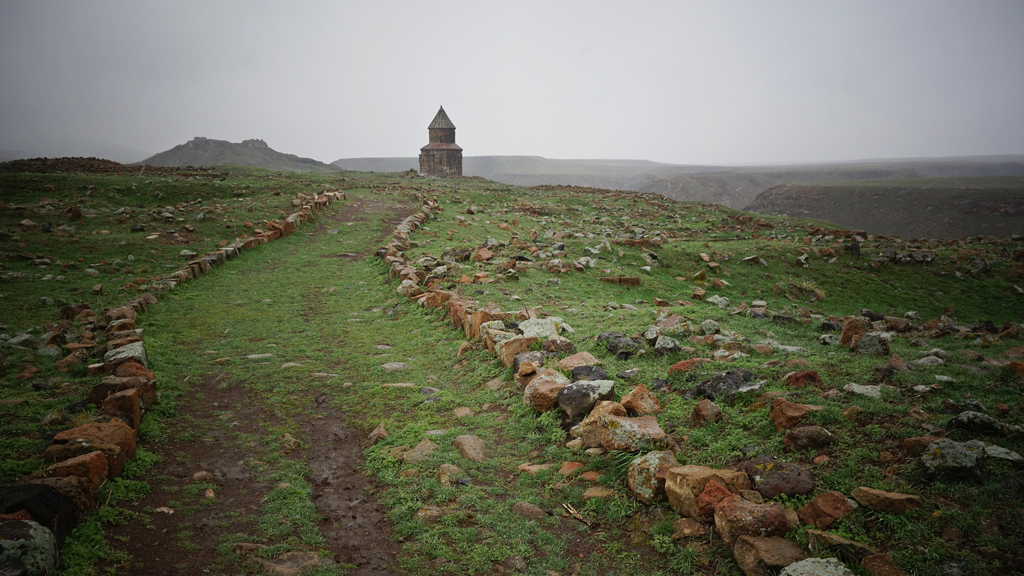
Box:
left=2, top=165, right=1023, bottom=575
left=747, top=175, right=1024, bottom=240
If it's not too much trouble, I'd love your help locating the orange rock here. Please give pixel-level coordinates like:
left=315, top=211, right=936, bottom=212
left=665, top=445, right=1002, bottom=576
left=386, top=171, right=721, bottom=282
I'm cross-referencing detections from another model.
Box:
left=851, top=486, right=923, bottom=514
left=796, top=491, right=854, bottom=529
left=46, top=419, right=137, bottom=478
left=114, top=361, right=154, bottom=379
left=901, top=436, right=942, bottom=457
left=839, top=317, right=871, bottom=346
left=1009, top=361, right=1024, bottom=378
left=102, top=387, right=142, bottom=429
left=558, top=461, right=584, bottom=475
left=621, top=384, right=662, bottom=416
left=769, top=398, right=824, bottom=431
left=696, top=479, right=734, bottom=519
left=15, top=366, right=41, bottom=380
left=472, top=248, right=495, bottom=262
left=785, top=369, right=823, bottom=389
left=668, top=358, right=711, bottom=375
left=55, top=350, right=89, bottom=373
left=43, top=450, right=108, bottom=493
left=107, top=335, right=143, bottom=350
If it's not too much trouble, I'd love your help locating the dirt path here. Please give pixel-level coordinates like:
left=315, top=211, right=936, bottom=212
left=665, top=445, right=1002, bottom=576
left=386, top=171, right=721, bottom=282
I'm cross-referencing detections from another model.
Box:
left=104, top=195, right=415, bottom=575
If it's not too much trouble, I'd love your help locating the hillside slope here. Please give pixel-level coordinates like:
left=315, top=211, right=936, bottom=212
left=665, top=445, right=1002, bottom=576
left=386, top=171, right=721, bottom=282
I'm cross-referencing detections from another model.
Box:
left=746, top=175, right=1024, bottom=239
left=333, top=155, right=1024, bottom=209
left=140, top=137, right=340, bottom=172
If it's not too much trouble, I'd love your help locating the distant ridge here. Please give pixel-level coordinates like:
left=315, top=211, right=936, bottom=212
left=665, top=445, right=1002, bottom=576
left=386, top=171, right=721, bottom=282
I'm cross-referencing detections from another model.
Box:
left=140, top=137, right=341, bottom=173
left=333, top=154, right=1024, bottom=207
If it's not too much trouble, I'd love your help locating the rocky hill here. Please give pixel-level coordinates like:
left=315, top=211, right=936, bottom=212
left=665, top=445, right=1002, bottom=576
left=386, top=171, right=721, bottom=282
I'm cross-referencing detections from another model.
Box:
left=746, top=176, right=1024, bottom=239
left=140, top=137, right=341, bottom=173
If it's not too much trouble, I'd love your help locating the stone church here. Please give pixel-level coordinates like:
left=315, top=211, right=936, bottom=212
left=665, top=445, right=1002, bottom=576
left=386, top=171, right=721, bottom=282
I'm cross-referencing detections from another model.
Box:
left=419, top=106, right=462, bottom=177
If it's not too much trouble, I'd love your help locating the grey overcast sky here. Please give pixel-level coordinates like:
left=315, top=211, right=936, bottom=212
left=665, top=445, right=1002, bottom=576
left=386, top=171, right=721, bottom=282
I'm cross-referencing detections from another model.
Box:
left=2, top=1, right=1023, bottom=165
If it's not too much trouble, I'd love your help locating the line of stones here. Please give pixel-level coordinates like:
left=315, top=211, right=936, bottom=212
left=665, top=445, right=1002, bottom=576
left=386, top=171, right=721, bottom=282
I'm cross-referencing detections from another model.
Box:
left=372, top=202, right=929, bottom=576
left=0, top=191, right=347, bottom=576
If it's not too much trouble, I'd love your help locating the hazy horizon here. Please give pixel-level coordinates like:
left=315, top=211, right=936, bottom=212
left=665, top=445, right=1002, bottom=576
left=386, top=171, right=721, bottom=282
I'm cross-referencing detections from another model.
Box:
left=2, top=1, right=1023, bottom=165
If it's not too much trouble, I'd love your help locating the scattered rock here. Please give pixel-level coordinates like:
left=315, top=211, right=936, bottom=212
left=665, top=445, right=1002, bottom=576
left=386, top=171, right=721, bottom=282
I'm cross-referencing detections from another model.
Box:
left=523, top=368, right=571, bottom=412
left=453, top=435, right=486, bottom=462
left=691, top=399, right=723, bottom=427
left=713, top=494, right=790, bottom=547
left=733, top=535, right=807, bottom=576
left=780, top=557, right=855, bottom=576
left=769, top=398, right=824, bottom=431
left=851, top=486, right=922, bottom=514
left=806, top=529, right=877, bottom=563
left=400, top=438, right=438, bottom=464
left=839, top=317, right=871, bottom=346
left=946, top=411, right=1023, bottom=437
left=653, top=335, right=681, bottom=356
left=785, top=370, right=823, bottom=389
left=516, top=463, right=554, bottom=475
left=861, top=553, right=905, bottom=576
left=558, top=351, right=600, bottom=370
left=510, top=501, right=546, bottom=520
left=740, top=457, right=815, bottom=498
left=913, top=355, right=944, bottom=367
left=570, top=365, right=607, bottom=382
left=436, top=463, right=465, bottom=487
left=595, top=414, right=667, bottom=452
left=844, top=383, right=882, bottom=399
left=665, top=465, right=751, bottom=519
left=583, top=486, right=615, bottom=500
left=557, top=379, right=615, bottom=420
left=572, top=401, right=627, bottom=447
left=684, top=369, right=759, bottom=402
left=626, top=451, right=679, bottom=504
left=796, top=491, right=855, bottom=529
left=700, top=319, right=721, bottom=335
left=671, top=517, right=708, bottom=539
left=853, top=332, right=891, bottom=356
left=782, top=426, right=833, bottom=451
left=621, top=384, right=662, bottom=416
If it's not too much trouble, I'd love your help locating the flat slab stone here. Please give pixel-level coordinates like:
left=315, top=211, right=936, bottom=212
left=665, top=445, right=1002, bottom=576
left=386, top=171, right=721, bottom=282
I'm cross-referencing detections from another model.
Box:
left=103, top=341, right=147, bottom=367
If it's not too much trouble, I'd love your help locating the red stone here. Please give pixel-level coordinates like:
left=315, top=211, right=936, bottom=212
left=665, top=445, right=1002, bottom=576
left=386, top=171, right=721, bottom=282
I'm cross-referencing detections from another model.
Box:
left=862, top=553, right=905, bottom=576
left=696, top=479, right=734, bottom=519
left=102, top=387, right=142, bottom=429
left=114, top=361, right=154, bottom=379
left=668, top=358, right=711, bottom=375
left=796, top=491, right=854, bottom=529
left=901, top=436, right=942, bottom=457
left=621, top=384, right=662, bottom=415
left=42, top=450, right=108, bottom=493
left=785, top=369, right=823, bottom=389
left=769, top=398, right=824, bottom=431
left=558, top=461, right=584, bottom=476
left=46, top=419, right=137, bottom=478
left=713, top=494, right=790, bottom=547
left=14, top=366, right=40, bottom=380
left=691, top=399, right=723, bottom=426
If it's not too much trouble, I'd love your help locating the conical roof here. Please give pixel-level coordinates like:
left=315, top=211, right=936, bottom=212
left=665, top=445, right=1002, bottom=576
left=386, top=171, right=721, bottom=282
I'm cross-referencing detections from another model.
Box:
left=428, top=106, right=456, bottom=130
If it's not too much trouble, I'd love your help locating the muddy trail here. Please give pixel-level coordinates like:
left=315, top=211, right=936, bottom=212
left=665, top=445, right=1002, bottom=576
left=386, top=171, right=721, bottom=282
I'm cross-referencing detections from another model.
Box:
left=103, top=195, right=417, bottom=575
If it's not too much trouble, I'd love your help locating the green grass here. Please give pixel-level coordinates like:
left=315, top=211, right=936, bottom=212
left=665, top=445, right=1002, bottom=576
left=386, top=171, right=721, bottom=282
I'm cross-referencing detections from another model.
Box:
left=2, top=167, right=1022, bottom=575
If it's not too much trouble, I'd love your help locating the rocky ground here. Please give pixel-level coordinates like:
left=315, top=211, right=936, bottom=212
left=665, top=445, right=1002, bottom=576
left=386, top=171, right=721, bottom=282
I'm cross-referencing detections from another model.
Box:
left=1, top=165, right=1023, bottom=576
